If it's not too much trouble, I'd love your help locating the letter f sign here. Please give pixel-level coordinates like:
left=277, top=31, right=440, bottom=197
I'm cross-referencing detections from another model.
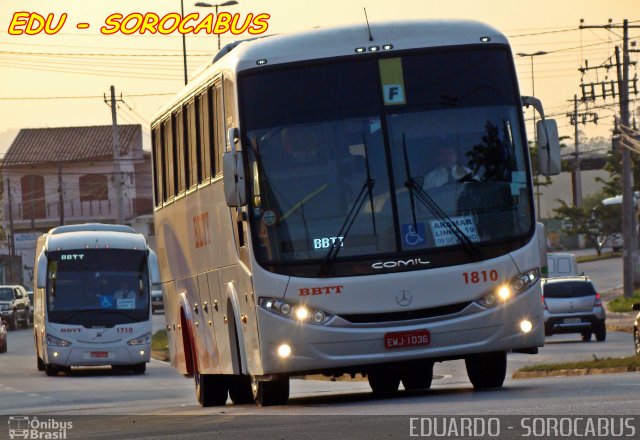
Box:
left=383, top=84, right=405, bottom=105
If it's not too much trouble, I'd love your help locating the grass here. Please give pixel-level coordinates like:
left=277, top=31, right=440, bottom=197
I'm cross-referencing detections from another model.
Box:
left=575, top=251, right=622, bottom=264
left=608, top=290, right=640, bottom=313
left=518, top=355, right=640, bottom=373
left=151, top=329, right=169, bottom=352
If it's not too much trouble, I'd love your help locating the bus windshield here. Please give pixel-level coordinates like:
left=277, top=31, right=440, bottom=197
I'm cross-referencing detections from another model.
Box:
left=46, top=249, right=150, bottom=326
left=240, top=47, right=532, bottom=275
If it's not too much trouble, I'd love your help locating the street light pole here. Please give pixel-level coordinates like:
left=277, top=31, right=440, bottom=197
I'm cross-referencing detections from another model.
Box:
left=194, top=1, right=239, bottom=50
left=517, top=51, right=548, bottom=218
left=181, top=0, right=188, bottom=85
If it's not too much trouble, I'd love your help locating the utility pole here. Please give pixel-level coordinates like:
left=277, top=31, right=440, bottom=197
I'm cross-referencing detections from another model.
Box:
left=105, top=85, right=125, bottom=224
left=581, top=19, right=640, bottom=297
left=6, top=179, right=15, bottom=283
left=6, top=178, right=15, bottom=257
left=58, top=164, right=64, bottom=225
left=572, top=95, right=582, bottom=208
left=566, top=95, right=598, bottom=208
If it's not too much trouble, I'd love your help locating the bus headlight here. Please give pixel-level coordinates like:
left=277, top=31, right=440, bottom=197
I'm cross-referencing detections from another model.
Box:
left=475, top=269, right=540, bottom=309
left=259, top=298, right=333, bottom=325
left=127, top=333, right=151, bottom=346
left=46, top=334, right=72, bottom=347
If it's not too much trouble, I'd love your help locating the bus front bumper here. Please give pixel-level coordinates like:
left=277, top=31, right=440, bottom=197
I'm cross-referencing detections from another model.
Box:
left=255, top=287, right=543, bottom=375
left=45, top=343, right=151, bottom=367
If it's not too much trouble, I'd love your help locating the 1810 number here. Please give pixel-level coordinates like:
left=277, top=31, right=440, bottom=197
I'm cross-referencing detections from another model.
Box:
left=462, top=270, right=498, bottom=284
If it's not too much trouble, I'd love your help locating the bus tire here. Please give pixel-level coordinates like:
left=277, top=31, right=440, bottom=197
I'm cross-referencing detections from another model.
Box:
left=195, top=371, right=228, bottom=407
left=252, top=376, right=289, bottom=406
left=368, top=371, right=400, bottom=395
left=228, top=375, right=254, bottom=404
left=401, top=362, right=434, bottom=391
left=44, top=363, right=60, bottom=377
left=465, top=351, right=507, bottom=390
left=132, top=363, right=146, bottom=374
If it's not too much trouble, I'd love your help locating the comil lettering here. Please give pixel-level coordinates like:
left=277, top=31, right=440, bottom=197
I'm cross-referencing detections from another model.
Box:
left=372, top=258, right=430, bottom=270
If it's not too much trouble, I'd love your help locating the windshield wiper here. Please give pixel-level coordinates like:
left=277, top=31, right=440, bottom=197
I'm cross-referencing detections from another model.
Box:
left=319, top=136, right=376, bottom=276
left=402, top=135, right=481, bottom=261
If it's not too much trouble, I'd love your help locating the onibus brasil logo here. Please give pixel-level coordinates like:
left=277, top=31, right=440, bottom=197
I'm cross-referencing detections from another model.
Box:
left=8, top=416, right=72, bottom=439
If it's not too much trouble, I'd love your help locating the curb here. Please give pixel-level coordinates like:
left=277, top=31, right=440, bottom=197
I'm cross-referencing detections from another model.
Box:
left=513, top=366, right=640, bottom=379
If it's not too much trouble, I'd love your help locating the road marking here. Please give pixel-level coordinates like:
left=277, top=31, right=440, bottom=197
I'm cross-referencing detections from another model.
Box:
left=28, top=394, right=39, bottom=397
left=5, top=387, right=14, bottom=390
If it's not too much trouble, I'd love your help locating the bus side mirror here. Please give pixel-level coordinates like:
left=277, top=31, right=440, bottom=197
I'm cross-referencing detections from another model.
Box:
left=537, top=119, right=561, bottom=176
left=223, top=151, right=246, bottom=207
left=36, top=250, right=47, bottom=289
left=148, top=250, right=161, bottom=285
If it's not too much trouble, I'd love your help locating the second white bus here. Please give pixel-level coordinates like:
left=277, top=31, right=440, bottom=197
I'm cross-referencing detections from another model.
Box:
left=33, top=223, right=160, bottom=376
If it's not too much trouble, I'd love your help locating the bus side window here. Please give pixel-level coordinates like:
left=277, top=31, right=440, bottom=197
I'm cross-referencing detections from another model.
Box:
left=162, top=119, right=175, bottom=200
left=174, top=108, right=187, bottom=194
left=151, top=127, right=164, bottom=207
left=214, top=81, right=224, bottom=175
left=197, top=89, right=212, bottom=183
left=186, top=100, right=199, bottom=188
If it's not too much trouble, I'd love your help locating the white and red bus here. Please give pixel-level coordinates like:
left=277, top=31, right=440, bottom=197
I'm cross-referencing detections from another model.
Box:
left=151, top=19, right=560, bottom=406
left=33, top=223, right=159, bottom=376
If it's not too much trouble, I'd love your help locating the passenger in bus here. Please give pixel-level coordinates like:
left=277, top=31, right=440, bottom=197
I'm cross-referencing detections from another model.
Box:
left=114, top=280, right=136, bottom=300
left=423, top=144, right=476, bottom=189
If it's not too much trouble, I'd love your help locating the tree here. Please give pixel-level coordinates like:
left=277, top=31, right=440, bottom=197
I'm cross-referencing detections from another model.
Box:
left=553, top=191, right=622, bottom=255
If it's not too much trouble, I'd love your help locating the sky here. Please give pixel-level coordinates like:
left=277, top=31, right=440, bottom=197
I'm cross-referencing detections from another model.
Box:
left=0, top=0, right=638, bottom=156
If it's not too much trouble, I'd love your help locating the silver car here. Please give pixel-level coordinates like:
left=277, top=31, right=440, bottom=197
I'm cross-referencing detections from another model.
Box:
left=542, top=277, right=606, bottom=342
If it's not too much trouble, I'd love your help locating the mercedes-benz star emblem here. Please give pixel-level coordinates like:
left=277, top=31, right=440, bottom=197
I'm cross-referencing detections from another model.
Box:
left=396, top=289, right=412, bottom=307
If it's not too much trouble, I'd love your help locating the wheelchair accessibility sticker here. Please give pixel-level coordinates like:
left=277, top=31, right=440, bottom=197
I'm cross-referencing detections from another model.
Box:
left=402, top=223, right=426, bottom=247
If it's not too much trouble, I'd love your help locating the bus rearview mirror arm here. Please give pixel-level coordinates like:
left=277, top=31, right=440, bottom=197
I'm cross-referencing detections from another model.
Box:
left=522, top=96, right=561, bottom=176
left=223, top=127, right=247, bottom=207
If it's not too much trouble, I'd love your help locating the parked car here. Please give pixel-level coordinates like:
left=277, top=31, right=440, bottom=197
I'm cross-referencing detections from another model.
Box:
left=0, top=285, right=30, bottom=330
left=0, top=319, right=7, bottom=353
left=26, top=290, right=34, bottom=322
left=542, top=277, right=606, bottom=341
left=546, top=253, right=580, bottom=278
left=151, top=288, right=164, bottom=314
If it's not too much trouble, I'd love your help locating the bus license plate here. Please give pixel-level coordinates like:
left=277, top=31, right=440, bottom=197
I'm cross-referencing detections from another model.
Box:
left=91, top=352, right=108, bottom=358
left=384, top=329, right=430, bottom=349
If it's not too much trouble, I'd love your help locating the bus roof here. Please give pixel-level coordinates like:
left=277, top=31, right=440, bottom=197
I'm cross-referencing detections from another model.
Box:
left=49, top=223, right=137, bottom=235
left=152, top=19, right=508, bottom=122
left=227, top=19, right=507, bottom=71
left=43, top=223, right=148, bottom=252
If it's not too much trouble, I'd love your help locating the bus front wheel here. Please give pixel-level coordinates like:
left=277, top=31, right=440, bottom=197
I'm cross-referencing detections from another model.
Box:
left=44, top=363, right=60, bottom=377
left=465, top=351, right=507, bottom=390
left=368, top=370, right=401, bottom=395
left=251, top=376, right=289, bottom=406
left=194, top=371, right=228, bottom=407
left=401, top=362, right=434, bottom=391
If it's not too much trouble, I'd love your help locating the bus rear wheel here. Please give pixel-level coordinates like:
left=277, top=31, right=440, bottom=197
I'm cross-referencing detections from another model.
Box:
left=228, top=375, right=254, bottom=404
left=401, top=362, right=434, bottom=391
left=251, top=376, right=289, bottom=406
left=195, top=371, right=228, bottom=407
left=465, top=351, right=507, bottom=390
